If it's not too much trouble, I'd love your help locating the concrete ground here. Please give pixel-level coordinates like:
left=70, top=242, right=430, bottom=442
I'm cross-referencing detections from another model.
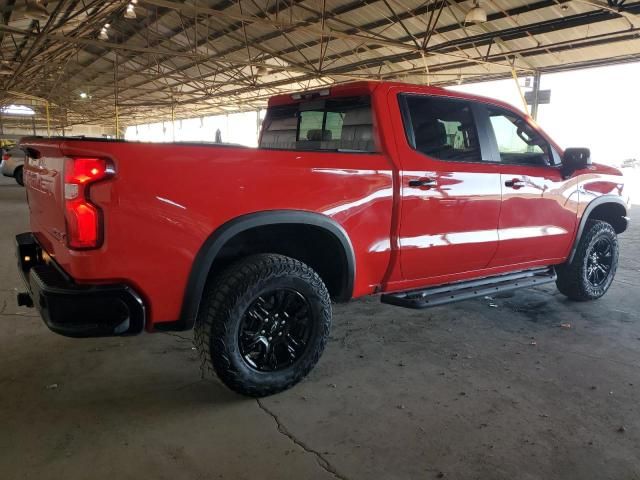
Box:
left=1, top=172, right=639, bottom=480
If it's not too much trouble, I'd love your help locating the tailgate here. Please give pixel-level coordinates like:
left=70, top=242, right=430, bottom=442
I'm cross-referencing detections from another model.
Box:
left=19, top=139, right=68, bottom=255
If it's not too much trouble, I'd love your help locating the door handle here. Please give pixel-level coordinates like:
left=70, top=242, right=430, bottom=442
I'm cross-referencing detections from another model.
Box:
left=505, top=178, right=526, bottom=189
left=409, top=178, right=438, bottom=189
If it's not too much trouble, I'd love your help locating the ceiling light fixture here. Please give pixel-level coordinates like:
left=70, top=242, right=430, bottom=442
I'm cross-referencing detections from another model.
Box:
left=79, top=92, right=89, bottom=99
left=99, top=24, right=110, bottom=40
left=24, top=0, right=49, bottom=21
left=124, top=3, right=136, bottom=19
left=465, top=1, right=487, bottom=24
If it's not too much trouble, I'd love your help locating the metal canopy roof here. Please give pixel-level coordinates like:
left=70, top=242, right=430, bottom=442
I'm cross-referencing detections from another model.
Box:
left=0, top=0, right=639, bottom=131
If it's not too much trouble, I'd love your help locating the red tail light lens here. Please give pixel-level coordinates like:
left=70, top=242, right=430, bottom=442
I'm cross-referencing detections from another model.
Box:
left=64, top=157, right=113, bottom=249
left=2, top=154, right=9, bottom=161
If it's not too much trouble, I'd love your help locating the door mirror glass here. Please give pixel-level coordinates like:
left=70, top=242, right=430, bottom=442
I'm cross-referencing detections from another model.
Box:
left=562, top=148, right=591, bottom=177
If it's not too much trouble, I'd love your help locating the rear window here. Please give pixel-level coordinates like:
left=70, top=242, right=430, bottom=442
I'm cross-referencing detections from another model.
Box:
left=260, top=96, right=376, bottom=152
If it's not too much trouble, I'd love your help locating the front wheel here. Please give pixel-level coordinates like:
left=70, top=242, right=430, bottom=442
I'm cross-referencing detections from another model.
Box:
left=194, top=254, right=332, bottom=397
left=14, top=166, right=24, bottom=186
left=556, top=220, right=619, bottom=301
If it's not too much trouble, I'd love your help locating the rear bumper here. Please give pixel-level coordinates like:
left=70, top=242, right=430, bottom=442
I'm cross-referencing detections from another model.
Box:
left=15, top=233, right=146, bottom=338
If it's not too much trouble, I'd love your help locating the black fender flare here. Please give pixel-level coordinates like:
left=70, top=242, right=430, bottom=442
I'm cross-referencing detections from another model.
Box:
left=175, top=210, right=356, bottom=331
left=568, top=195, right=628, bottom=263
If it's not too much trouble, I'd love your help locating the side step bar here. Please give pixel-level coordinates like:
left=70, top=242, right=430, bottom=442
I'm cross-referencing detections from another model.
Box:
left=381, top=267, right=556, bottom=309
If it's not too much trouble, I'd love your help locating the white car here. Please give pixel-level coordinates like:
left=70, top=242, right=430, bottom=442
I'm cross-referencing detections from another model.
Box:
left=1, top=146, right=26, bottom=186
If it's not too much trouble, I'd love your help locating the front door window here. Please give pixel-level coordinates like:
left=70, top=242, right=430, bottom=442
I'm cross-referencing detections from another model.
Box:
left=488, top=109, right=553, bottom=166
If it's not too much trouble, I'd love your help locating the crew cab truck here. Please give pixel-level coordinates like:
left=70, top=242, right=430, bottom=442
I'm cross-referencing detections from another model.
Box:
left=16, top=81, right=629, bottom=397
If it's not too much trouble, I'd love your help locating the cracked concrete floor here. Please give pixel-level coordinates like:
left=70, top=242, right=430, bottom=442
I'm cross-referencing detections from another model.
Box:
left=1, top=174, right=640, bottom=480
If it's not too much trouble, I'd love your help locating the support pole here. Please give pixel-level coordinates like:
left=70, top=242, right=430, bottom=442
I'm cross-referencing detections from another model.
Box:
left=171, top=102, right=176, bottom=142
left=511, top=68, right=529, bottom=116
left=530, top=71, right=542, bottom=121
left=256, top=109, right=261, bottom=145
left=45, top=101, right=51, bottom=137
left=114, top=52, right=119, bottom=139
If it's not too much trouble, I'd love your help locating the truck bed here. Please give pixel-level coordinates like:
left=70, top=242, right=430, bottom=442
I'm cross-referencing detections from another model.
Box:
left=20, top=136, right=395, bottom=327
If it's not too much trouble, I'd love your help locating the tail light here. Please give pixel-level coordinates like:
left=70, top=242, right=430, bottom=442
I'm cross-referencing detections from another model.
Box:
left=64, top=157, right=114, bottom=249
left=2, top=154, right=9, bottom=161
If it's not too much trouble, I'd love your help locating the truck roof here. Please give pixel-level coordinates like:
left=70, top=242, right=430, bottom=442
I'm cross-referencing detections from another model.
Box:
left=267, top=80, right=528, bottom=118
left=268, top=81, right=446, bottom=106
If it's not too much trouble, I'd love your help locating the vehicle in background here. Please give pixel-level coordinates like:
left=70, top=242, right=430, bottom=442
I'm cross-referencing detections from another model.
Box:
left=16, top=81, right=630, bottom=397
left=621, top=158, right=637, bottom=169
left=1, top=146, right=26, bottom=186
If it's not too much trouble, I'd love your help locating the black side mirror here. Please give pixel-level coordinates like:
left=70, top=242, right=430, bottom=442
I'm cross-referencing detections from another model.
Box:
left=562, top=148, right=591, bottom=178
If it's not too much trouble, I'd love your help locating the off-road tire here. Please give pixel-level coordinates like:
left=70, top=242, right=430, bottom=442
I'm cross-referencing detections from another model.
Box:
left=556, top=220, right=618, bottom=301
left=194, top=254, right=332, bottom=397
left=14, top=166, right=24, bottom=186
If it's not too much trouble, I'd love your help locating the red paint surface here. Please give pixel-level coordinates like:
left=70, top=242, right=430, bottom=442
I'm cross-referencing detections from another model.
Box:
left=21, top=81, right=628, bottom=329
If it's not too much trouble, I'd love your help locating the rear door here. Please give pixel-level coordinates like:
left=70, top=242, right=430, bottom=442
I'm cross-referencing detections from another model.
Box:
left=392, top=92, right=502, bottom=281
left=484, top=106, right=578, bottom=267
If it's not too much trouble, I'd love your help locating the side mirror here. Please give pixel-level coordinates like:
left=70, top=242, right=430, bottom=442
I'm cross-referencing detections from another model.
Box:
left=562, top=148, right=591, bottom=178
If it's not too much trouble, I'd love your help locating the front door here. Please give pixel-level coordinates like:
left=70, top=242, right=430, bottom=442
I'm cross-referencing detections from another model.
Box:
left=392, top=92, right=502, bottom=281
left=484, top=106, right=578, bottom=267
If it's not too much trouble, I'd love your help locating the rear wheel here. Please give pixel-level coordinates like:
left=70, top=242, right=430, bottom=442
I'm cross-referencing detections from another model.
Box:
left=556, top=220, right=618, bottom=301
left=194, top=254, right=332, bottom=397
left=14, top=166, right=24, bottom=186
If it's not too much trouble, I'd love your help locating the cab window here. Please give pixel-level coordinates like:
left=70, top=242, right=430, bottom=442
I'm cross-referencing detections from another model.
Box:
left=488, top=108, right=554, bottom=166
left=401, top=95, right=482, bottom=162
left=260, top=96, right=376, bottom=152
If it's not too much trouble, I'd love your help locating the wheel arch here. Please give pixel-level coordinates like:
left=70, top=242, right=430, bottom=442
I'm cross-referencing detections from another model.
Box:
left=175, top=210, right=355, bottom=331
left=568, top=195, right=628, bottom=263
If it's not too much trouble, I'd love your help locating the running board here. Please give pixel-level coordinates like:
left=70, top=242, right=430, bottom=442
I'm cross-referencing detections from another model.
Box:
left=380, top=267, right=556, bottom=309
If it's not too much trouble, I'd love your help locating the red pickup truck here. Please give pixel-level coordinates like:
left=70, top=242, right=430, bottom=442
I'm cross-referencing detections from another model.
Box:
left=16, top=81, right=629, bottom=396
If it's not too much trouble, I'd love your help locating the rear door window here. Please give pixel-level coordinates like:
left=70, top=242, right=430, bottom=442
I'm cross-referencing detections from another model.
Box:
left=260, top=96, right=376, bottom=152
left=401, top=95, right=482, bottom=162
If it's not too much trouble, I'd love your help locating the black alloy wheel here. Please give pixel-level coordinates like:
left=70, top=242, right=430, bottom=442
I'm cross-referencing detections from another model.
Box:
left=238, top=289, right=313, bottom=372
left=556, top=220, right=619, bottom=301
left=195, top=254, right=332, bottom=397
left=585, top=237, right=614, bottom=287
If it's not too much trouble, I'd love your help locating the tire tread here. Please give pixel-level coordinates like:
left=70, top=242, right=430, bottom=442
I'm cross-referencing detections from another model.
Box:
left=194, top=254, right=331, bottom=397
left=556, top=220, right=618, bottom=301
